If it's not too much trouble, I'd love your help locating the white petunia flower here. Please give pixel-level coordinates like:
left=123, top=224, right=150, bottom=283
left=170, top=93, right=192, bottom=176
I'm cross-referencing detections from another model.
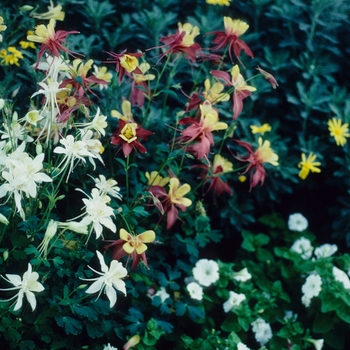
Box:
left=306, top=338, right=324, bottom=350
left=81, top=250, right=127, bottom=308
left=186, top=282, right=203, bottom=301
left=302, top=274, right=322, bottom=299
left=192, top=259, right=219, bottom=287
left=223, top=291, right=246, bottom=313
left=154, top=286, right=170, bottom=303
left=0, top=263, right=44, bottom=311
left=332, top=266, right=350, bottom=289
left=233, top=267, right=252, bottom=282
left=288, top=213, right=308, bottom=231
left=237, top=343, right=250, bottom=350
left=290, top=237, right=313, bottom=259
left=314, top=244, right=338, bottom=259
left=301, top=294, right=311, bottom=307
left=251, top=318, right=273, bottom=346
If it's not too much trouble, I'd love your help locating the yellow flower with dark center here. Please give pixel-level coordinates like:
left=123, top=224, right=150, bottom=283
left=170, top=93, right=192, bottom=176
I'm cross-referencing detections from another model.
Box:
left=328, top=118, right=350, bottom=147
left=119, top=123, right=137, bottom=143
left=120, top=54, right=139, bottom=72
left=298, top=153, right=321, bottom=180
left=250, top=123, right=272, bottom=135
left=212, top=154, right=233, bottom=175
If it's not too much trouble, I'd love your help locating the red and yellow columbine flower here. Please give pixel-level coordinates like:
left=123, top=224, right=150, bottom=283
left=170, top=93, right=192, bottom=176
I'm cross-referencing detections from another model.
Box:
left=93, top=65, right=112, bottom=90
left=179, top=100, right=228, bottom=159
left=27, top=19, right=79, bottom=68
left=150, top=178, right=192, bottom=229
left=208, top=17, right=253, bottom=64
left=152, top=22, right=202, bottom=63
left=111, top=120, right=153, bottom=157
left=105, top=228, right=155, bottom=270
left=111, top=100, right=134, bottom=122
left=234, top=137, right=279, bottom=191
left=105, top=49, right=143, bottom=84
left=298, top=152, right=321, bottom=180
left=250, top=123, right=272, bottom=135
left=145, top=171, right=170, bottom=187
left=211, top=65, right=257, bottom=119
left=256, top=66, right=279, bottom=89
left=328, top=118, right=350, bottom=147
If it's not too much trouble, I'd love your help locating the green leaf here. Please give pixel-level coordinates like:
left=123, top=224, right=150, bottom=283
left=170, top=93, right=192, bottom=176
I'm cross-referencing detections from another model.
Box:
left=188, top=305, right=205, bottom=322
left=321, top=292, right=341, bottom=312
left=73, top=305, right=99, bottom=321
left=336, top=304, right=350, bottom=323
left=19, top=340, right=35, bottom=350
left=175, top=301, right=186, bottom=316
left=313, top=312, right=334, bottom=333
left=86, top=321, right=104, bottom=338
left=221, top=313, right=239, bottom=332
left=56, top=316, right=82, bottom=335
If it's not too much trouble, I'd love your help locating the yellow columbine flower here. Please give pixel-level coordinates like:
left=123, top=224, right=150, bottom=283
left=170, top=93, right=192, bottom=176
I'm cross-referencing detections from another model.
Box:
left=203, top=79, right=230, bottom=104
left=178, top=22, right=200, bottom=47
left=168, top=178, right=192, bottom=207
left=231, top=65, right=257, bottom=93
left=111, top=100, right=133, bottom=122
left=200, top=101, right=228, bottom=131
left=250, top=123, right=272, bottom=135
left=328, top=118, right=350, bottom=147
left=72, top=58, right=93, bottom=78
left=145, top=171, right=170, bottom=187
left=212, top=154, right=233, bottom=174
left=27, top=19, right=56, bottom=44
left=206, top=0, right=232, bottom=5
left=120, top=54, right=139, bottom=73
left=255, top=137, right=279, bottom=166
left=298, top=152, right=321, bottom=180
left=120, top=228, right=155, bottom=255
left=32, top=1, right=65, bottom=21
left=93, top=65, right=112, bottom=84
left=224, top=17, right=249, bottom=37
left=119, top=123, right=138, bottom=143
left=132, top=62, right=156, bottom=83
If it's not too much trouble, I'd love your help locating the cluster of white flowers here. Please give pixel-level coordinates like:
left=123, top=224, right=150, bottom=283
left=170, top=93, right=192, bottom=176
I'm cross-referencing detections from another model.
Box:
left=290, top=237, right=313, bottom=259
left=301, top=274, right=322, bottom=307
left=288, top=213, right=308, bottom=231
left=251, top=318, right=273, bottom=346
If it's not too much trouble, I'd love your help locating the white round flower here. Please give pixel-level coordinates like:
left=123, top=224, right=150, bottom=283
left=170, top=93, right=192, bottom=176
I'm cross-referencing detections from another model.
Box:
left=233, top=267, right=252, bottom=282
left=192, top=259, right=219, bottom=287
left=302, top=274, right=322, bottom=299
left=290, top=237, right=313, bottom=259
left=251, top=318, right=272, bottom=346
left=237, top=343, right=250, bottom=350
left=301, top=294, right=311, bottom=307
left=314, top=244, right=338, bottom=259
left=333, top=266, right=350, bottom=289
left=186, top=282, right=203, bottom=301
left=288, top=213, right=308, bottom=231
left=223, top=291, right=246, bottom=313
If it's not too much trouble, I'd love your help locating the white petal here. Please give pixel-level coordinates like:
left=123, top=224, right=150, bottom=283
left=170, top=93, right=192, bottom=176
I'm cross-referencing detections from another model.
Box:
left=25, top=290, right=37, bottom=311
left=85, top=278, right=104, bottom=294
left=105, top=285, right=117, bottom=307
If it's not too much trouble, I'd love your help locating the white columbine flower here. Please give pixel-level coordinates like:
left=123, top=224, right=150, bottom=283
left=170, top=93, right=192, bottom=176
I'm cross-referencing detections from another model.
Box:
left=237, top=343, right=250, bottom=350
left=81, top=250, right=127, bottom=308
left=186, top=282, right=203, bottom=301
left=288, top=213, right=308, bottom=231
left=251, top=318, right=273, bottom=346
left=0, top=263, right=44, bottom=311
left=79, top=188, right=116, bottom=239
left=302, top=274, right=322, bottom=299
left=94, top=174, right=122, bottom=200
left=192, top=259, right=219, bottom=287
left=332, top=266, right=350, bottom=289
left=103, top=344, right=118, bottom=350
left=37, top=219, right=58, bottom=257
left=223, top=291, right=246, bottom=313
left=233, top=267, right=252, bottom=282
left=314, top=244, right=338, bottom=259
left=154, top=286, right=170, bottom=303
left=290, top=237, right=313, bottom=259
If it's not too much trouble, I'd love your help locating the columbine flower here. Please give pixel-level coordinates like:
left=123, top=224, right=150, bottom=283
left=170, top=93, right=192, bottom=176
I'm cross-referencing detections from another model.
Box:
left=186, top=282, right=203, bottom=301
left=290, top=237, right=313, bottom=259
left=111, top=120, right=153, bottom=157
left=81, top=250, right=127, bottom=308
left=306, top=338, right=324, bottom=350
left=0, top=16, right=7, bottom=42
left=37, top=220, right=58, bottom=257
left=288, top=213, right=308, bottom=232
left=111, top=100, right=134, bottom=122
left=332, top=266, right=350, bottom=289
left=237, top=343, right=250, bottom=350
left=105, top=228, right=155, bottom=270
left=208, top=17, right=253, bottom=64
left=250, top=123, right=272, bottom=135
left=192, top=259, right=219, bottom=287
left=105, top=49, right=143, bottom=84
left=298, top=152, right=321, bottom=180
left=302, top=274, right=322, bottom=299
left=27, top=19, right=79, bottom=68
left=251, top=318, right=272, bottom=346
left=93, top=65, right=113, bottom=90
left=79, top=188, right=116, bottom=239
left=31, top=1, right=65, bottom=21
left=256, top=66, right=279, bottom=89
left=314, top=244, right=338, bottom=259
left=93, top=174, right=122, bottom=200
left=0, top=263, right=44, bottom=311
left=149, top=177, right=192, bottom=229
left=145, top=171, right=170, bottom=187
left=179, top=100, right=228, bottom=159
left=234, top=137, right=279, bottom=191
left=328, top=118, right=350, bottom=146
left=211, top=65, right=257, bottom=119
left=223, top=291, right=246, bottom=312
left=233, top=267, right=252, bottom=282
